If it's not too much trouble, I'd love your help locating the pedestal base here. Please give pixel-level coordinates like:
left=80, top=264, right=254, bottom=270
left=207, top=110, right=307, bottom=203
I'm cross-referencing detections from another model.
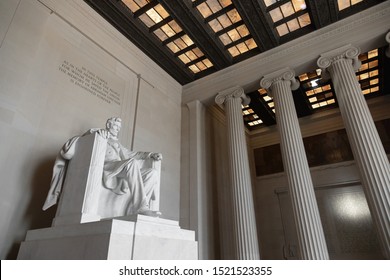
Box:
left=17, top=215, right=198, bottom=260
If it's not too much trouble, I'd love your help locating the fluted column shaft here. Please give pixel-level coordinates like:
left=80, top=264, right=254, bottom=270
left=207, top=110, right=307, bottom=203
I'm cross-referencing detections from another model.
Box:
left=318, top=45, right=390, bottom=259
left=215, top=86, right=260, bottom=260
left=261, top=69, right=329, bottom=260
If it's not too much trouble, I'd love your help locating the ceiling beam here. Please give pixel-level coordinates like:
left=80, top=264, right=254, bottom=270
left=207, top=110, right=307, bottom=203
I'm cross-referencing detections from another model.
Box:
left=215, top=21, right=244, bottom=37
left=381, top=48, right=390, bottom=96
left=231, top=0, right=278, bottom=51
left=162, top=31, right=186, bottom=45
left=85, top=0, right=193, bottom=84
left=174, top=44, right=197, bottom=57
left=272, top=9, right=308, bottom=28
left=148, top=16, right=174, bottom=33
left=337, top=0, right=386, bottom=19
left=182, top=2, right=390, bottom=105
left=224, top=35, right=253, bottom=50
left=204, top=5, right=235, bottom=23
left=133, top=0, right=159, bottom=18
left=306, top=0, right=338, bottom=29
left=265, top=0, right=291, bottom=11
left=292, top=88, right=313, bottom=118
left=247, top=91, right=276, bottom=126
left=185, top=56, right=205, bottom=67
left=192, top=0, right=207, bottom=7
left=158, top=0, right=232, bottom=70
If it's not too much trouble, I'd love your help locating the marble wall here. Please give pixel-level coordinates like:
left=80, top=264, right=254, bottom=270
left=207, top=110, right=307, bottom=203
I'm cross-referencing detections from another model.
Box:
left=0, top=0, right=182, bottom=259
left=180, top=104, right=232, bottom=260
left=255, top=159, right=387, bottom=259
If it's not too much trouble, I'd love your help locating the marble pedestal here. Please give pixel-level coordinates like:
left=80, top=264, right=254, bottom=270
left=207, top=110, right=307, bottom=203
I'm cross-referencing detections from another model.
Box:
left=17, top=215, right=198, bottom=260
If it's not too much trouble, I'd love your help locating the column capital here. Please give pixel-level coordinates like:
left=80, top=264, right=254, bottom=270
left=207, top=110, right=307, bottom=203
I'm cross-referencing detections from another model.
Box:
left=260, top=68, right=299, bottom=97
left=317, top=45, right=361, bottom=77
left=186, top=99, right=202, bottom=111
left=385, top=31, right=390, bottom=58
left=215, top=86, right=250, bottom=107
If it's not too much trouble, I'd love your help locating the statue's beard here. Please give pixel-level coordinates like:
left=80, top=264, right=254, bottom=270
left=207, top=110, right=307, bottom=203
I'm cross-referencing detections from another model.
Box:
left=108, top=130, right=119, bottom=139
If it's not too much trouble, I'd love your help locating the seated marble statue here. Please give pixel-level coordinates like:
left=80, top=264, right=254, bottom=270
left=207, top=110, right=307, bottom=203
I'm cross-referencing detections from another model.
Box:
left=99, top=117, right=162, bottom=215
left=42, top=117, right=162, bottom=217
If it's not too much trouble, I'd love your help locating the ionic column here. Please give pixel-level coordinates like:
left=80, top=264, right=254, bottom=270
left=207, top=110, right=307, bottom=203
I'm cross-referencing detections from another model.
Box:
left=318, top=45, right=390, bottom=259
left=215, top=86, right=260, bottom=260
left=260, top=68, right=329, bottom=260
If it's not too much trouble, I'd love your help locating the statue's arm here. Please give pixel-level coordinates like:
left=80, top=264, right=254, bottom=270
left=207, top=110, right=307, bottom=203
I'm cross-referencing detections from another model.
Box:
left=124, top=147, right=151, bottom=160
left=121, top=144, right=162, bottom=161
left=82, top=128, right=108, bottom=139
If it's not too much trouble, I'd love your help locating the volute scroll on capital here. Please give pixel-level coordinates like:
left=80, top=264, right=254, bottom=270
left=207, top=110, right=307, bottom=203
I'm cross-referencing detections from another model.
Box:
left=259, top=68, right=300, bottom=97
left=317, top=45, right=362, bottom=78
left=215, top=86, right=250, bottom=107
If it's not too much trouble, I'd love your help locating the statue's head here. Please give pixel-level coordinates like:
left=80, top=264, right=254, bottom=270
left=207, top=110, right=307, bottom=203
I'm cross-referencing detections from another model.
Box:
left=106, top=117, right=122, bottom=138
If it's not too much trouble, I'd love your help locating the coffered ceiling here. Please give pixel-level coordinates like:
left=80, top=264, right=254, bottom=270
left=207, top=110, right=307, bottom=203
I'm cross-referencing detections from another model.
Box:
left=85, top=0, right=389, bottom=130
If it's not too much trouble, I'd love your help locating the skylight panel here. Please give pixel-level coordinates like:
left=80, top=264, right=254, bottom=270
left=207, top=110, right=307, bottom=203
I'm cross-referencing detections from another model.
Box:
left=357, top=49, right=380, bottom=96
left=122, top=0, right=151, bottom=13
left=241, top=104, right=264, bottom=128
left=297, top=48, right=382, bottom=110
left=258, top=88, right=276, bottom=113
left=263, top=0, right=311, bottom=37
left=299, top=69, right=336, bottom=110
left=193, top=0, right=258, bottom=57
left=338, top=0, right=364, bottom=11
left=122, top=0, right=213, bottom=74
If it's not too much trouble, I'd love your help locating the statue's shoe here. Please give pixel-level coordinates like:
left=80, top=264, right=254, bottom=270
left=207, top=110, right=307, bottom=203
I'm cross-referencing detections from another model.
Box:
left=137, top=209, right=162, bottom=217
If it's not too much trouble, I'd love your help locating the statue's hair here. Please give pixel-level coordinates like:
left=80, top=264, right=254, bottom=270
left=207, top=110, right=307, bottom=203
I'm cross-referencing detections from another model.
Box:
left=106, top=117, right=122, bottom=128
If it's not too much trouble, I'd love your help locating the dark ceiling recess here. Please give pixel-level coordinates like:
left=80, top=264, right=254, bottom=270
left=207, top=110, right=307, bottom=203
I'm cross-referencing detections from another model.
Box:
left=84, top=0, right=388, bottom=130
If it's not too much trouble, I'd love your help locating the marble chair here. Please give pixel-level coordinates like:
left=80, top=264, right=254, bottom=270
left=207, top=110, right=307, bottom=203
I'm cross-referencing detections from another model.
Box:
left=52, top=132, right=161, bottom=227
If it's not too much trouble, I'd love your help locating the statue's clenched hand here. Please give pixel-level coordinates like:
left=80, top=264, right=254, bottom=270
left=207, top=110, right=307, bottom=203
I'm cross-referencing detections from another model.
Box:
left=97, top=129, right=109, bottom=139
left=151, top=153, right=162, bottom=161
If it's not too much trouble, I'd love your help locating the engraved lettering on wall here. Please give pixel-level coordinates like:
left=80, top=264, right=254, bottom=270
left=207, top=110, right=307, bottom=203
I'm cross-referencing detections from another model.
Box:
left=59, top=60, right=121, bottom=106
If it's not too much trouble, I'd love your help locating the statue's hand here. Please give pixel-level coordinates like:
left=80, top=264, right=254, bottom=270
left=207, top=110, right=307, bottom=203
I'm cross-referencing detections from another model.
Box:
left=97, top=129, right=109, bottom=139
left=151, top=153, right=162, bottom=161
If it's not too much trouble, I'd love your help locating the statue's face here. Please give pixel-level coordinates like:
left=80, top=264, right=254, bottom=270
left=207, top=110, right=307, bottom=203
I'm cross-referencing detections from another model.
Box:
left=108, top=121, right=121, bottom=137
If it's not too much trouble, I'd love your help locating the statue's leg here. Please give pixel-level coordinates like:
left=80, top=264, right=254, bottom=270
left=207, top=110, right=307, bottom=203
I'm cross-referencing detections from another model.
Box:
left=121, top=158, right=148, bottom=214
left=141, top=168, right=158, bottom=206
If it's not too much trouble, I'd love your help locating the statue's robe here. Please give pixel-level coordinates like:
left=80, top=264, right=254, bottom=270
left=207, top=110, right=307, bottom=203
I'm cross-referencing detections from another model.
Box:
left=102, top=138, right=158, bottom=215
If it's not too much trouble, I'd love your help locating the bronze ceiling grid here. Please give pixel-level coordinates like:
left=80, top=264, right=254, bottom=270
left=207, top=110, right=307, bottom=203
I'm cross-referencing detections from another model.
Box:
left=84, top=0, right=387, bottom=130
left=85, top=0, right=384, bottom=85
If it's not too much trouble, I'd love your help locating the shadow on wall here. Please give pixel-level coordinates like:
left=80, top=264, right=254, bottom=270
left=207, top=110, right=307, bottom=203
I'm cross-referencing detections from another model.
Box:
left=6, top=158, right=57, bottom=259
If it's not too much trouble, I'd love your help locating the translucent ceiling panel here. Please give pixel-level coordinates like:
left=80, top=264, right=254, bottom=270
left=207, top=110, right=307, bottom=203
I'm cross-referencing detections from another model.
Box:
left=153, top=21, right=182, bottom=41
left=357, top=49, right=380, bottom=96
left=122, top=0, right=151, bottom=13
left=338, top=0, right=364, bottom=11
left=264, top=0, right=311, bottom=37
left=297, top=48, right=381, bottom=110
left=258, top=88, right=275, bottom=113
left=193, top=0, right=258, bottom=57
left=299, top=69, right=336, bottom=110
left=123, top=0, right=213, bottom=74
left=242, top=105, right=264, bottom=127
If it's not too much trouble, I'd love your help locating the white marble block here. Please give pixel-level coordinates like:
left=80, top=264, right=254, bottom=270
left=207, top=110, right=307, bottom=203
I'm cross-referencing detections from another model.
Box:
left=50, top=128, right=163, bottom=226
left=53, top=132, right=107, bottom=226
left=17, top=215, right=198, bottom=260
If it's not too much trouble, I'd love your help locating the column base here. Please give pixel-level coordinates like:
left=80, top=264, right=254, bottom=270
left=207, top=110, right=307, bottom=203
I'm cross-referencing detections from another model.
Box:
left=17, top=215, right=198, bottom=260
